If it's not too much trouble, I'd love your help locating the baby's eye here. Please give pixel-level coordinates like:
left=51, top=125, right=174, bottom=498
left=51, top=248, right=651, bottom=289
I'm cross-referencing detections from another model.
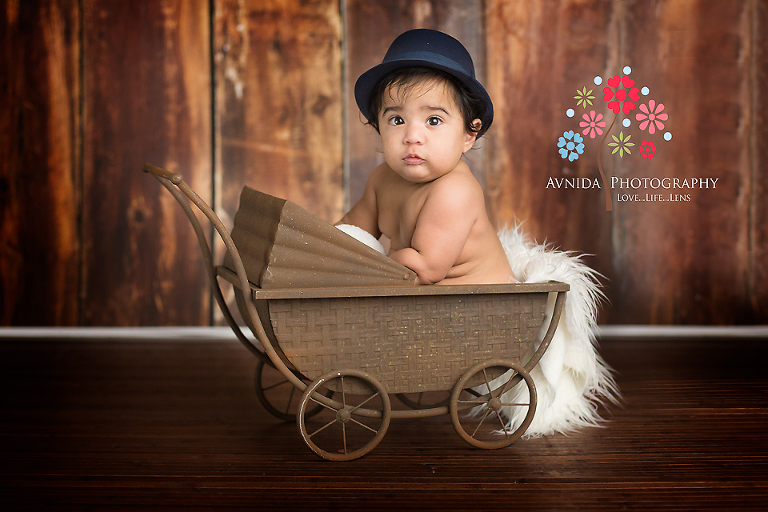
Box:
left=388, top=115, right=404, bottom=126
left=426, top=116, right=442, bottom=126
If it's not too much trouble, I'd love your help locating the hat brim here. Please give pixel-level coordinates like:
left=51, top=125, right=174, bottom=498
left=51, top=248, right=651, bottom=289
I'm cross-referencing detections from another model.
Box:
left=354, top=58, right=493, bottom=138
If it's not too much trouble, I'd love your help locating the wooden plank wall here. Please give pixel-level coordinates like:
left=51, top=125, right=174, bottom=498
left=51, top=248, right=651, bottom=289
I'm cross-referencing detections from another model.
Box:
left=752, top=0, right=768, bottom=323
left=485, top=0, right=767, bottom=324
left=214, top=0, right=343, bottom=225
left=1, top=0, right=80, bottom=325
left=1, top=0, right=765, bottom=326
left=80, top=0, right=212, bottom=326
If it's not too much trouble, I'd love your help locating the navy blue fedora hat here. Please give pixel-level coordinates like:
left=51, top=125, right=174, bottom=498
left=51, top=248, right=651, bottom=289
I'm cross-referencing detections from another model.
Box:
left=354, top=29, right=493, bottom=137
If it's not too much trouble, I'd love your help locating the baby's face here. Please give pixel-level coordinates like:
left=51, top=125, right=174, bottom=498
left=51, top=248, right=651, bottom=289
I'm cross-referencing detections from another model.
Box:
left=377, top=80, right=477, bottom=183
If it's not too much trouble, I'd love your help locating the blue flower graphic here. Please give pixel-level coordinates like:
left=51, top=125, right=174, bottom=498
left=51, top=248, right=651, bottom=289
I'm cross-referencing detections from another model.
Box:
left=558, top=130, right=585, bottom=161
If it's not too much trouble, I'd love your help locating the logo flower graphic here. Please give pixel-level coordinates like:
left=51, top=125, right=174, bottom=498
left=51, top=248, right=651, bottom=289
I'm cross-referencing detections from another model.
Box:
left=603, top=74, right=640, bottom=114
left=574, top=87, right=595, bottom=108
left=636, top=100, right=668, bottom=134
left=558, top=65, right=673, bottom=211
left=580, top=110, right=606, bottom=139
left=639, top=140, right=657, bottom=159
left=558, top=131, right=585, bottom=161
left=608, top=131, right=635, bottom=157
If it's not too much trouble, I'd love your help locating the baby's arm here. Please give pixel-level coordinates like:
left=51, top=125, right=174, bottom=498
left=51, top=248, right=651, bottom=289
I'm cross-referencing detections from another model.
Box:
left=335, top=170, right=381, bottom=239
left=389, top=180, right=478, bottom=284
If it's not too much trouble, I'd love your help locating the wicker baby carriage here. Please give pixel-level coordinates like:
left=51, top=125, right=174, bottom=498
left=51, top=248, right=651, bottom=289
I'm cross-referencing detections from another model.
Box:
left=144, top=164, right=568, bottom=461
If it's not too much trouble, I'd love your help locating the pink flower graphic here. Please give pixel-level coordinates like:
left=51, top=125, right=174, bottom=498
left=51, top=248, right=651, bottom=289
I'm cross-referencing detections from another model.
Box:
left=580, top=110, right=607, bottom=139
left=636, top=100, right=668, bottom=134
left=639, top=140, right=657, bottom=159
left=603, top=74, right=640, bottom=114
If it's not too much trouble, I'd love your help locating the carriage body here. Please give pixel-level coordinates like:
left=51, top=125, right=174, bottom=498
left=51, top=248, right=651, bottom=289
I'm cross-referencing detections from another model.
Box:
left=145, top=164, right=568, bottom=461
left=219, top=268, right=564, bottom=395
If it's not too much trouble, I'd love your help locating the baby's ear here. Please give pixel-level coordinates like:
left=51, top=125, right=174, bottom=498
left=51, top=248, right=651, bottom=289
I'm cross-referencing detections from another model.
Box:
left=463, top=119, right=482, bottom=152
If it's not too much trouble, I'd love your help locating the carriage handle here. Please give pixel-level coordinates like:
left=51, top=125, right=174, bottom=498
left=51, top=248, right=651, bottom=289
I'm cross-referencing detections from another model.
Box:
left=142, top=163, right=310, bottom=395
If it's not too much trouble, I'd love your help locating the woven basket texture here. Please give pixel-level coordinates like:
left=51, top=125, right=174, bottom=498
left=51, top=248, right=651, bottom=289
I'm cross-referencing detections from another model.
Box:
left=268, top=292, right=548, bottom=394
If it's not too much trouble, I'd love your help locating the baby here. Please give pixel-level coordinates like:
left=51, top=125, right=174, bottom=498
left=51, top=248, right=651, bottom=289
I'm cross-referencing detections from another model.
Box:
left=338, top=29, right=514, bottom=285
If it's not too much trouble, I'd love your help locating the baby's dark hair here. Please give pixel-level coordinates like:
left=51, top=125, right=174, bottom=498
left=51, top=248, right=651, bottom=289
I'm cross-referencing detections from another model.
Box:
left=366, top=67, right=486, bottom=137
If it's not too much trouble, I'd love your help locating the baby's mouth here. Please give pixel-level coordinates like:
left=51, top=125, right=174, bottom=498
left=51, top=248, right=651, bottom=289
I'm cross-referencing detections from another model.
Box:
left=403, top=154, right=425, bottom=165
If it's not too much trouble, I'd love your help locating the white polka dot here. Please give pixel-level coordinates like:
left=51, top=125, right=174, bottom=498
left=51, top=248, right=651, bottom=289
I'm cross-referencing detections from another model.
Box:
left=664, top=132, right=672, bottom=141
left=641, top=86, right=650, bottom=95
left=623, top=66, right=632, bottom=75
left=622, top=118, right=631, bottom=127
left=566, top=108, right=574, bottom=118
left=594, top=76, right=603, bottom=86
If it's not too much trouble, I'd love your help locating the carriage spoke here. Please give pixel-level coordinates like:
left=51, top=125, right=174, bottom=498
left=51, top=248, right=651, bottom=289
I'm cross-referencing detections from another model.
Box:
left=308, top=394, right=338, bottom=412
left=350, top=391, right=380, bottom=414
left=451, top=361, right=536, bottom=450
left=255, top=362, right=308, bottom=421
left=350, top=417, right=379, bottom=434
left=284, top=387, right=296, bottom=415
left=496, top=412, right=510, bottom=435
left=482, top=368, right=494, bottom=396
left=470, top=409, right=492, bottom=438
left=497, top=371, right=520, bottom=397
left=262, top=379, right=290, bottom=392
left=299, top=370, right=391, bottom=460
left=308, top=418, right=339, bottom=439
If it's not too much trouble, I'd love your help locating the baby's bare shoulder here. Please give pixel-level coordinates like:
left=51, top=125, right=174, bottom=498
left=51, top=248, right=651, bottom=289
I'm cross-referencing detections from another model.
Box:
left=428, top=168, right=484, bottom=207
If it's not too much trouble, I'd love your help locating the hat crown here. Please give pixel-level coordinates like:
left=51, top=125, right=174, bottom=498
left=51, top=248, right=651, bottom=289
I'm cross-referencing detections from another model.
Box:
left=354, top=28, right=493, bottom=137
left=381, top=29, right=475, bottom=80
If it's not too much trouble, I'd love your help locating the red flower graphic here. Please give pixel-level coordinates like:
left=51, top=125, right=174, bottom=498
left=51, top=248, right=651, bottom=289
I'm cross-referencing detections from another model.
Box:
left=639, top=140, right=657, bottom=159
left=603, top=74, right=640, bottom=115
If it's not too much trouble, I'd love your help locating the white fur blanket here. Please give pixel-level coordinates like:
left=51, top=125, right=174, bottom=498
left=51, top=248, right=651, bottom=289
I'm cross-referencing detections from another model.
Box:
left=497, top=224, right=619, bottom=437
left=337, top=223, right=620, bottom=437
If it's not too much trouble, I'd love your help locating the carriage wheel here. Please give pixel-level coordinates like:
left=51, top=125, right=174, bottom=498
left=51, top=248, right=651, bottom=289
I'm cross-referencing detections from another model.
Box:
left=396, top=391, right=451, bottom=410
left=450, top=360, right=537, bottom=450
left=254, top=360, right=327, bottom=421
left=297, top=369, right=391, bottom=461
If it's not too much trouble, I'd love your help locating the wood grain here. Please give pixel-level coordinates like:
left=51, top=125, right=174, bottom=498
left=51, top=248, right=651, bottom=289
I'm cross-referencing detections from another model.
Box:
left=484, top=0, right=615, bottom=308
left=2, top=335, right=766, bottom=509
left=81, top=0, right=212, bottom=325
left=0, top=0, right=765, bottom=326
left=485, top=0, right=766, bottom=324
left=611, top=0, right=753, bottom=323
left=752, top=0, right=768, bottom=321
left=214, top=0, right=343, bottom=225
left=0, top=0, right=80, bottom=325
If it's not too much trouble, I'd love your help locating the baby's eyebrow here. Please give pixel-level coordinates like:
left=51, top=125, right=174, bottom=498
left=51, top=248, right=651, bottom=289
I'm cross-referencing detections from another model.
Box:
left=423, top=105, right=450, bottom=115
left=381, top=105, right=402, bottom=115
left=380, top=104, right=454, bottom=118
left=381, top=105, right=451, bottom=116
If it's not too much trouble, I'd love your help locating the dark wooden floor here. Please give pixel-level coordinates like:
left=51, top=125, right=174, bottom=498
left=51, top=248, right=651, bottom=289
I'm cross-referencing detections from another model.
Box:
left=1, top=333, right=767, bottom=511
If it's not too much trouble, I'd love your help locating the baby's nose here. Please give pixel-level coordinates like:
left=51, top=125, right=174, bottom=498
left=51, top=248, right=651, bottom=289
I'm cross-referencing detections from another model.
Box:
left=403, top=125, right=424, bottom=144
